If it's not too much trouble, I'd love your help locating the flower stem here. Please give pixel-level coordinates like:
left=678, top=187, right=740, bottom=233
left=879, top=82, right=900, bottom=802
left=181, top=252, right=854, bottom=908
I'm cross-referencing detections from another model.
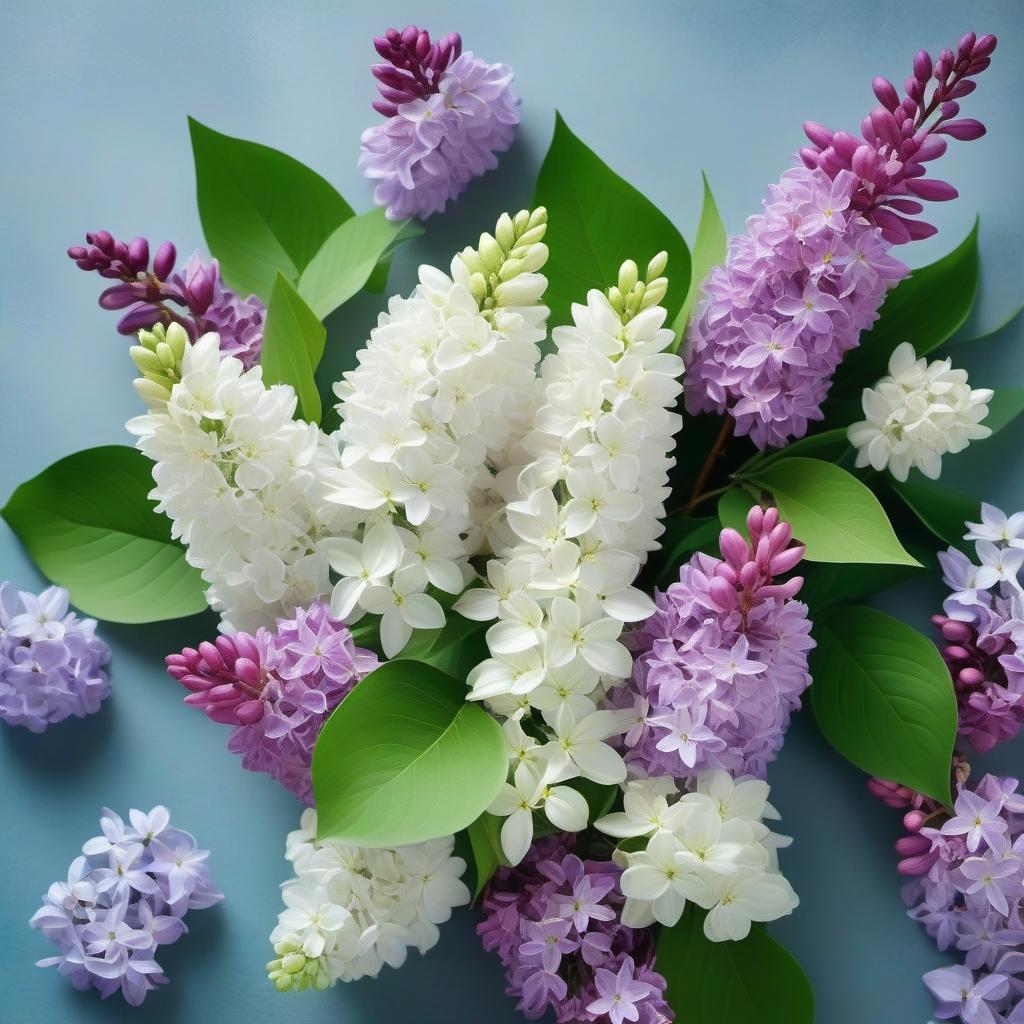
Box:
left=686, top=417, right=734, bottom=509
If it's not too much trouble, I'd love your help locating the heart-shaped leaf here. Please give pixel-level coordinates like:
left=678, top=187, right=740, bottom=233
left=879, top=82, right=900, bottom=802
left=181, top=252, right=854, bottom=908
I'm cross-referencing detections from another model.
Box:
left=888, top=476, right=978, bottom=548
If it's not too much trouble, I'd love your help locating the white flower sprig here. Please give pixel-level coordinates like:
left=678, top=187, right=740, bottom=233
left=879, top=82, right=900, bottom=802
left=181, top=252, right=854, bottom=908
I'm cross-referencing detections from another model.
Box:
left=848, top=341, right=992, bottom=481
left=323, top=209, right=550, bottom=656
left=458, top=256, right=685, bottom=863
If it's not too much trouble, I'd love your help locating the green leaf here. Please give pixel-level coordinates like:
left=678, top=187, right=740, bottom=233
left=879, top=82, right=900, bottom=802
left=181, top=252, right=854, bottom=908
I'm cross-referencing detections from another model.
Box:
left=399, top=609, right=489, bottom=682
left=982, top=387, right=1024, bottom=435
left=810, top=605, right=957, bottom=805
left=671, top=172, right=727, bottom=350
left=1, top=446, right=207, bottom=623
left=188, top=117, right=353, bottom=299
left=743, top=457, right=919, bottom=566
left=823, top=219, right=980, bottom=423
left=645, top=516, right=721, bottom=590
left=744, top=427, right=851, bottom=472
left=312, top=660, right=507, bottom=847
left=298, top=209, right=423, bottom=320
left=533, top=112, right=690, bottom=327
left=798, top=560, right=925, bottom=614
left=718, top=489, right=755, bottom=535
left=951, top=304, right=1023, bottom=348
left=463, top=813, right=506, bottom=902
left=888, top=476, right=978, bottom=548
left=657, top=907, right=814, bottom=1024
left=260, top=273, right=327, bottom=423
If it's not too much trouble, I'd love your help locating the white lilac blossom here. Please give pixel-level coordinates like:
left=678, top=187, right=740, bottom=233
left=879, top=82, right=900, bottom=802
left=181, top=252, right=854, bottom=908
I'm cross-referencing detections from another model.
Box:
left=456, top=256, right=684, bottom=863
left=0, top=583, right=110, bottom=732
left=30, top=806, right=222, bottom=1005
left=266, top=808, right=469, bottom=990
left=848, top=342, right=992, bottom=481
left=596, top=772, right=800, bottom=941
left=360, top=26, right=520, bottom=221
left=128, top=332, right=345, bottom=633
left=323, top=208, right=549, bottom=657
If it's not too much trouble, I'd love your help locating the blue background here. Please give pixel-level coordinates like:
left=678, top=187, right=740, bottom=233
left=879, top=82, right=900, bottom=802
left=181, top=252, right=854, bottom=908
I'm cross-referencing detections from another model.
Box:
left=2, top=2, right=1023, bottom=1022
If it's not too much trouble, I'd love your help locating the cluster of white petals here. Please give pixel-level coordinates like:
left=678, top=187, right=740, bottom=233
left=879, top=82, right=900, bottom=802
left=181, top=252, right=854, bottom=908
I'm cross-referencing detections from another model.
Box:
left=128, top=332, right=343, bottom=632
left=848, top=341, right=992, bottom=481
left=267, top=809, right=469, bottom=991
left=323, top=208, right=550, bottom=656
left=457, top=256, right=685, bottom=863
left=597, top=772, right=799, bottom=941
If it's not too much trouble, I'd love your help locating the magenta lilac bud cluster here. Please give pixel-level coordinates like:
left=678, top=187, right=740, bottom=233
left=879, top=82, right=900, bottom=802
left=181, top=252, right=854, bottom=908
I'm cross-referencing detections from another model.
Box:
left=478, top=836, right=671, bottom=1024
left=608, top=506, right=814, bottom=780
left=359, top=24, right=520, bottom=221
left=800, top=32, right=997, bottom=243
left=166, top=599, right=378, bottom=804
left=30, top=806, right=222, bottom=1006
left=68, top=231, right=264, bottom=368
left=0, top=583, right=110, bottom=733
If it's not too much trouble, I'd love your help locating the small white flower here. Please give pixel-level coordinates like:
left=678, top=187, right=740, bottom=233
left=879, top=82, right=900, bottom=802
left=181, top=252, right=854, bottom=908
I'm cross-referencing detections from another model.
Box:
left=702, top=869, right=799, bottom=942
left=360, top=567, right=445, bottom=657
left=619, top=832, right=714, bottom=927
left=542, top=705, right=632, bottom=785
left=544, top=597, right=631, bottom=677
left=325, top=522, right=405, bottom=620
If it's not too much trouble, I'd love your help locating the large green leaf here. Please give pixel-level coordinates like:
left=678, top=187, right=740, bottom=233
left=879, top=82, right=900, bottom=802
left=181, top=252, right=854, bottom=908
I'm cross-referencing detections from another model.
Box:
left=810, top=605, right=957, bottom=805
left=312, top=660, right=508, bottom=847
left=1, top=446, right=207, bottom=623
left=718, top=489, right=756, bottom=535
left=888, top=476, right=978, bottom=548
left=463, top=813, right=507, bottom=902
left=743, top=457, right=918, bottom=566
left=261, top=273, right=327, bottom=424
left=982, top=387, right=1024, bottom=435
left=533, top=113, right=690, bottom=327
left=671, top=171, right=727, bottom=350
left=823, top=219, right=980, bottom=424
left=399, top=609, right=489, bottom=682
left=188, top=117, right=353, bottom=299
left=798, top=560, right=925, bottom=614
left=298, top=209, right=423, bottom=320
left=743, top=428, right=851, bottom=473
left=657, top=907, right=814, bottom=1024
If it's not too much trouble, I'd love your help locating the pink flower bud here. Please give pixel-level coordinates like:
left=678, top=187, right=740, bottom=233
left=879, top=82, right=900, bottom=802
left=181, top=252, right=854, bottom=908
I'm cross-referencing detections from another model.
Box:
left=872, top=76, right=901, bottom=112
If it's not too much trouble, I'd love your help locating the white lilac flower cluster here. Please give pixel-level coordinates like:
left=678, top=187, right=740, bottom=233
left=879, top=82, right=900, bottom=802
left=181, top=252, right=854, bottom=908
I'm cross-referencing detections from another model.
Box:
left=30, top=806, right=222, bottom=1005
left=323, top=208, right=549, bottom=657
left=596, top=772, right=799, bottom=941
left=455, top=256, right=684, bottom=864
left=848, top=341, right=992, bottom=481
left=128, top=326, right=345, bottom=633
left=266, top=808, right=470, bottom=990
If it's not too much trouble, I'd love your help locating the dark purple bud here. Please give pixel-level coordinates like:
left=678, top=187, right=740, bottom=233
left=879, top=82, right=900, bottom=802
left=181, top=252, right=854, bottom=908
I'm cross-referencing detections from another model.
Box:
left=818, top=148, right=845, bottom=177
left=905, top=76, right=924, bottom=104
left=414, top=29, right=430, bottom=59
left=153, top=241, right=176, bottom=280
left=802, top=121, right=834, bottom=149
left=400, top=24, right=418, bottom=48
left=915, top=135, right=947, bottom=162
left=940, top=100, right=960, bottom=119
left=127, top=237, right=149, bottom=272
left=886, top=198, right=924, bottom=215
left=935, top=49, right=954, bottom=81
left=947, top=79, right=976, bottom=100
left=903, top=218, right=937, bottom=241
left=873, top=209, right=912, bottom=244
left=67, top=245, right=88, bottom=260
left=938, top=118, right=986, bottom=141
left=798, top=147, right=820, bottom=169
left=385, top=27, right=402, bottom=44
left=967, top=56, right=991, bottom=75
left=958, top=32, right=976, bottom=57
left=861, top=115, right=877, bottom=145
left=373, top=36, right=393, bottom=60
left=870, top=108, right=901, bottom=148
left=852, top=144, right=879, bottom=179
left=872, top=76, right=901, bottom=112
left=831, top=130, right=859, bottom=162
left=899, top=97, right=918, bottom=120
left=913, top=49, right=932, bottom=82
left=98, top=284, right=138, bottom=310
left=973, top=34, right=997, bottom=58
left=373, top=99, right=399, bottom=118
left=117, top=303, right=164, bottom=334
left=905, top=178, right=958, bottom=201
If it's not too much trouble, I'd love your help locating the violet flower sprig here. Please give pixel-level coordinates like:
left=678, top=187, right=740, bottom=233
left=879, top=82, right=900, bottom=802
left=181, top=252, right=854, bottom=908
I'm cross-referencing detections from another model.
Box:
left=801, top=32, right=997, bottom=242
left=371, top=24, right=463, bottom=117
left=68, top=230, right=264, bottom=367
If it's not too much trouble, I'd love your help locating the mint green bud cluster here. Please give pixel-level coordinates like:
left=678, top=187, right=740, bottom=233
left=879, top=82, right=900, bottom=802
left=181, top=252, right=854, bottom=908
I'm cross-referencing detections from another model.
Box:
left=607, top=252, right=669, bottom=325
left=130, top=322, right=189, bottom=408
left=266, top=940, right=332, bottom=993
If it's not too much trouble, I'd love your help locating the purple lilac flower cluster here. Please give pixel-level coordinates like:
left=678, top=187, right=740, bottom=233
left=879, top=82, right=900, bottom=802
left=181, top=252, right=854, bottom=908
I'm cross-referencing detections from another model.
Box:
left=684, top=32, right=996, bottom=451
left=800, top=32, right=997, bottom=243
left=683, top=164, right=908, bottom=449
left=30, top=806, right=222, bottom=1006
left=609, top=506, right=814, bottom=780
left=478, top=835, right=671, bottom=1024
left=880, top=775, right=1024, bottom=1024
left=359, top=25, right=520, bottom=221
left=932, top=504, right=1024, bottom=754
left=68, top=231, right=264, bottom=367
left=166, top=600, right=378, bottom=804
left=0, top=583, right=110, bottom=733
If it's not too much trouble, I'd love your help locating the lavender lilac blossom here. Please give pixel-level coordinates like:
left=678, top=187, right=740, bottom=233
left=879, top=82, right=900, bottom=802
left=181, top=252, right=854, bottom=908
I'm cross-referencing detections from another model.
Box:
left=0, top=583, right=110, bottom=733
left=684, top=32, right=996, bottom=450
left=359, top=25, right=520, bottom=221
left=609, top=506, right=814, bottom=780
left=166, top=599, right=378, bottom=804
left=68, top=231, right=264, bottom=367
left=478, top=835, right=672, bottom=1024
left=30, top=806, right=222, bottom=1006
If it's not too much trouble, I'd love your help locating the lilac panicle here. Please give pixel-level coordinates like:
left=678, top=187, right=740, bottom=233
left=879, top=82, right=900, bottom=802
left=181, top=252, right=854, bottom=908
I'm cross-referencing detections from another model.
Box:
left=359, top=26, right=520, bottom=221
left=68, top=231, right=265, bottom=367
left=609, top=505, right=814, bottom=780
left=800, top=32, right=997, bottom=243
left=478, top=835, right=672, bottom=1024
left=166, top=599, right=378, bottom=804
left=0, top=583, right=110, bottom=733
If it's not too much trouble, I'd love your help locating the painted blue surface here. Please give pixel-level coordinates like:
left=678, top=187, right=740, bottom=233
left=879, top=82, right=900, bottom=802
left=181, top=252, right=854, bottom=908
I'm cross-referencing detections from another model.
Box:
left=1, top=3, right=1022, bottom=1022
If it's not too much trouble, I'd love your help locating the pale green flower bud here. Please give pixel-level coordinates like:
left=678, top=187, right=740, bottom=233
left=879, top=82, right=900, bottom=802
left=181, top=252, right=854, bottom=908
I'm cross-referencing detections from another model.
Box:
left=617, top=260, right=639, bottom=296
left=646, top=250, right=669, bottom=280
left=478, top=233, right=505, bottom=274
left=495, top=212, right=516, bottom=252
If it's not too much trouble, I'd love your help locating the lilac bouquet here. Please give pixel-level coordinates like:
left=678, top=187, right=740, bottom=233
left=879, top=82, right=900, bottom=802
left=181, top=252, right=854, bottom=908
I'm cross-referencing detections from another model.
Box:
left=4, top=19, right=1019, bottom=1024
left=30, top=806, right=222, bottom=1005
